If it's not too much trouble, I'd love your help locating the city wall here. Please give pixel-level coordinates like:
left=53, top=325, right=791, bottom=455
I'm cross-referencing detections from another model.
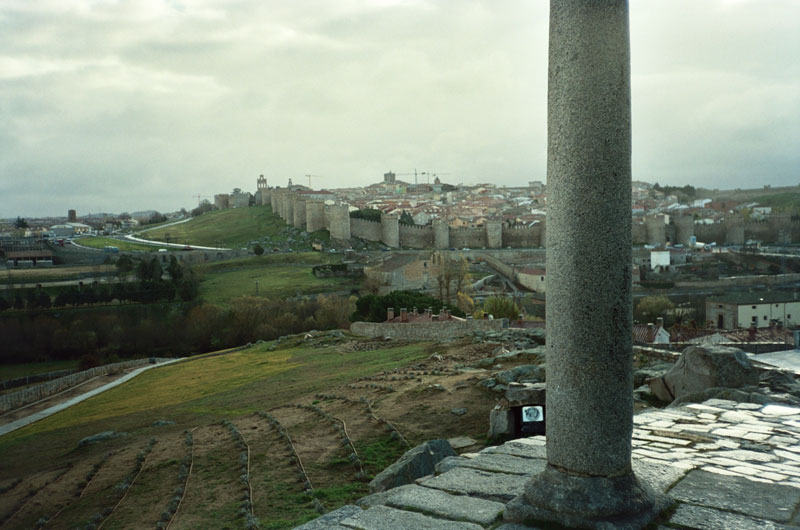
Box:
left=449, top=228, right=487, bottom=249
left=350, top=318, right=506, bottom=340
left=262, top=186, right=800, bottom=250
left=350, top=218, right=382, bottom=242
left=398, top=224, right=434, bottom=248
left=502, top=225, right=542, bottom=248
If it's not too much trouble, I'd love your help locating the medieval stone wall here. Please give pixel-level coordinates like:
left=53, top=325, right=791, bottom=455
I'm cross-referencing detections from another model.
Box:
left=350, top=218, right=382, bottom=241
left=398, top=224, right=434, bottom=248
left=502, top=226, right=542, bottom=248
left=449, top=228, right=487, bottom=249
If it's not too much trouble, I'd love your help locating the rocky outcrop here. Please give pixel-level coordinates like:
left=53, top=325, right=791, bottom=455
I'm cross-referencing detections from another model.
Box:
left=649, top=345, right=759, bottom=402
left=368, top=439, right=456, bottom=493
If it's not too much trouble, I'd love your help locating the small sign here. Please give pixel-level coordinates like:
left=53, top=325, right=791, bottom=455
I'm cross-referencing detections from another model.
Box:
left=514, top=404, right=546, bottom=436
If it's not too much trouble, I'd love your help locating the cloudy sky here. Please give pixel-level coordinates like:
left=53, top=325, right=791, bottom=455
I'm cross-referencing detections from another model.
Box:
left=1, top=0, right=798, bottom=218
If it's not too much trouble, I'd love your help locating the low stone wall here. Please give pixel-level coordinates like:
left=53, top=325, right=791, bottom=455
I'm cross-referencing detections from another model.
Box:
left=675, top=272, right=800, bottom=290
left=0, top=358, right=158, bottom=414
left=1, top=368, right=78, bottom=391
left=351, top=319, right=506, bottom=340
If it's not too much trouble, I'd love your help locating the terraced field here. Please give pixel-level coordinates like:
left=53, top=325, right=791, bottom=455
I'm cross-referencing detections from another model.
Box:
left=0, top=334, right=504, bottom=529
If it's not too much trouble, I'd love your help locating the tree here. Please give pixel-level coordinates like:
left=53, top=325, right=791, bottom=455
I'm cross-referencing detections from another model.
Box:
left=116, top=254, right=135, bottom=277
left=0, top=296, right=10, bottom=312
left=191, top=199, right=213, bottom=217
left=635, top=295, right=674, bottom=324
left=253, top=243, right=265, bottom=256
left=399, top=211, right=415, bottom=226
left=167, top=256, right=183, bottom=283
left=483, top=296, right=521, bottom=320
left=14, top=216, right=28, bottom=229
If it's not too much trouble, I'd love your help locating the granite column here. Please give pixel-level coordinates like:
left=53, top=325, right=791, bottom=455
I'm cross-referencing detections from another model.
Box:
left=505, top=1, right=666, bottom=527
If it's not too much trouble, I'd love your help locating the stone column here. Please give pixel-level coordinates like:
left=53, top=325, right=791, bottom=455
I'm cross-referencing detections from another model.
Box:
left=505, top=2, right=666, bottom=528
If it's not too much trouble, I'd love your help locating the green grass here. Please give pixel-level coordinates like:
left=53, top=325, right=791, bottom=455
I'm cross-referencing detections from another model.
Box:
left=0, top=340, right=430, bottom=453
left=198, top=262, right=355, bottom=305
left=0, top=360, right=78, bottom=380
left=138, top=205, right=329, bottom=249
left=74, top=236, right=161, bottom=252
left=750, top=192, right=800, bottom=212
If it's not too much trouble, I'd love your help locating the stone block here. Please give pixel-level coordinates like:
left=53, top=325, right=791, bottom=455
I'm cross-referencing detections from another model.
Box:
left=369, top=439, right=456, bottom=493
left=294, top=504, right=362, bottom=529
left=505, top=382, right=546, bottom=406
left=649, top=345, right=760, bottom=402
left=669, top=469, right=800, bottom=522
left=451, top=452, right=546, bottom=476
left=357, top=483, right=504, bottom=526
left=418, top=466, right=528, bottom=502
left=488, top=405, right=516, bottom=439
left=340, top=504, right=484, bottom=530
left=669, top=503, right=789, bottom=530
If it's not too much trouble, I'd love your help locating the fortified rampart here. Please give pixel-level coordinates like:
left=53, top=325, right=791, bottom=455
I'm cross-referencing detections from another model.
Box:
left=293, top=199, right=306, bottom=229
left=398, top=223, right=434, bottom=248
left=350, top=218, right=382, bottom=241
left=434, top=220, right=450, bottom=249
left=214, top=194, right=229, bottom=210
left=502, top=225, right=542, bottom=248
left=306, top=201, right=325, bottom=232
left=327, top=204, right=351, bottom=241
left=350, top=318, right=506, bottom=340
left=449, top=228, right=487, bottom=249
left=381, top=213, right=400, bottom=248
left=257, top=184, right=800, bottom=249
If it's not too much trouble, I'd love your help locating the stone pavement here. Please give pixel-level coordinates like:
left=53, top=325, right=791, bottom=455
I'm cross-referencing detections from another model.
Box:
left=296, top=399, right=800, bottom=529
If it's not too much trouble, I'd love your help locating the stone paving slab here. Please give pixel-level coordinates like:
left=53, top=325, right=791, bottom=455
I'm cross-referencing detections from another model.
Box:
left=670, top=503, right=794, bottom=530
left=669, top=469, right=800, bottom=523
left=418, top=466, right=529, bottom=502
left=296, top=400, right=800, bottom=529
left=443, top=452, right=547, bottom=476
left=294, top=505, right=362, bottom=530
left=481, top=440, right=547, bottom=460
left=356, top=484, right=504, bottom=526
left=338, top=504, right=485, bottom=530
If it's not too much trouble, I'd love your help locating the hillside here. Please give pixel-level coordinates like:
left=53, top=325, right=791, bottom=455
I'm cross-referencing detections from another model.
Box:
left=0, top=333, right=506, bottom=529
left=701, top=185, right=800, bottom=211
left=140, top=206, right=329, bottom=249
left=197, top=254, right=355, bottom=306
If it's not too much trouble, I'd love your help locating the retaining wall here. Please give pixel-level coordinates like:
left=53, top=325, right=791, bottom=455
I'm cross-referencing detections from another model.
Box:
left=0, top=358, right=160, bottom=414
left=350, top=319, right=506, bottom=340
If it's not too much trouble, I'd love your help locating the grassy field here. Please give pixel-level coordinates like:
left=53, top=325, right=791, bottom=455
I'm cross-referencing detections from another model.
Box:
left=0, top=338, right=430, bottom=456
left=74, top=236, right=161, bottom=252
left=0, top=334, right=500, bottom=528
left=197, top=254, right=354, bottom=305
left=139, top=205, right=329, bottom=249
left=750, top=192, right=800, bottom=212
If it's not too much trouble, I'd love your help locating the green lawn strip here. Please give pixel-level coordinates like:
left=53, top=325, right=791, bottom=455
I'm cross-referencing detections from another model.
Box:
left=198, top=265, right=354, bottom=305
left=74, top=236, right=158, bottom=252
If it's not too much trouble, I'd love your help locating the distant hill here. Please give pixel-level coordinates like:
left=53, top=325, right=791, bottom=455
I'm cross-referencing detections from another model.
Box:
left=139, top=205, right=329, bottom=249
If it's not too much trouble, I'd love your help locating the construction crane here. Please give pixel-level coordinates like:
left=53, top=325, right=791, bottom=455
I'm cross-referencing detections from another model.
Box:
left=305, top=174, right=322, bottom=187
left=420, top=171, right=450, bottom=184
left=193, top=194, right=211, bottom=203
